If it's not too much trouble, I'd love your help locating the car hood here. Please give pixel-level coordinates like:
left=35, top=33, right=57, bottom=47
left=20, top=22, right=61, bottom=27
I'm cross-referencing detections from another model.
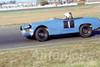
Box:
left=21, top=19, right=59, bottom=29
left=30, top=19, right=61, bottom=26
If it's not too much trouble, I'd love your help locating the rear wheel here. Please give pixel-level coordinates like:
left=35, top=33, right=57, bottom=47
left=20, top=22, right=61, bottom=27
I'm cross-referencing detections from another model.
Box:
left=80, top=25, right=92, bottom=38
left=35, top=27, right=49, bottom=42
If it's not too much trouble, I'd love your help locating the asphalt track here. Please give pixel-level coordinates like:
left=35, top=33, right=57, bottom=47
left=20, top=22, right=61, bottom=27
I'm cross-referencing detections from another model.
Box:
left=0, top=25, right=100, bottom=50
left=0, top=3, right=100, bottom=13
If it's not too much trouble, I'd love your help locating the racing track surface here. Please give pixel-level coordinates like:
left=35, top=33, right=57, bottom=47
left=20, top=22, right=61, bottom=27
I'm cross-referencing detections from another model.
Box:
left=0, top=25, right=100, bottom=50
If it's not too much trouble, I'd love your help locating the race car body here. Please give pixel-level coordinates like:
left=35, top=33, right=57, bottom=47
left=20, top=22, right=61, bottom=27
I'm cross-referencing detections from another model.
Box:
left=20, top=15, right=100, bottom=41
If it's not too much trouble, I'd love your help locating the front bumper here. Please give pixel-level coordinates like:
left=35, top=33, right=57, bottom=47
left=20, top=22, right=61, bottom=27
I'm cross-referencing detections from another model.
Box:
left=21, top=29, right=34, bottom=37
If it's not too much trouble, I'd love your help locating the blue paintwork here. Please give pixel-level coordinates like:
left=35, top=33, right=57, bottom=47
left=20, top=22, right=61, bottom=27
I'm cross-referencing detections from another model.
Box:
left=20, top=17, right=100, bottom=37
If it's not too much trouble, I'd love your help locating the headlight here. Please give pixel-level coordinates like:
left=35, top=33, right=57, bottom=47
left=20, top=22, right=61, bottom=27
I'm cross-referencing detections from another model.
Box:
left=21, top=30, right=26, bottom=33
left=29, top=29, right=33, bottom=32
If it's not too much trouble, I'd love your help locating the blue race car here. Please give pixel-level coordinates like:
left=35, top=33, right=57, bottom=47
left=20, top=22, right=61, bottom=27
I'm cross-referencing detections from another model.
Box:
left=20, top=13, right=100, bottom=41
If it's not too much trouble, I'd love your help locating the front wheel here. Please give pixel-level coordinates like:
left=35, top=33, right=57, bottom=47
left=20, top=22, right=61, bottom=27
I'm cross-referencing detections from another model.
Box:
left=80, top=25, right=92, bottom=38
left=35, top=27, right=49, bottom=42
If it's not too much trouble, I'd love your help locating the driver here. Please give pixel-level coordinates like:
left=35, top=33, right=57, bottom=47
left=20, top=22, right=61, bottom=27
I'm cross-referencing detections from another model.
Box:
left=64, top=12, right=73, bottom=19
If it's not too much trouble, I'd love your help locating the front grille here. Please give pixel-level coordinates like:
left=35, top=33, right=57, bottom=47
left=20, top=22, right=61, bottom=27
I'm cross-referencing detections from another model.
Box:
left=25, top=29, right=30, bottom=32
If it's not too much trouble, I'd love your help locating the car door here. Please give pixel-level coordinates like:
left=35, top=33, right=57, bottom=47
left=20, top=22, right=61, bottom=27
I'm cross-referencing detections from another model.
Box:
left=62, top=19, right=75, bottom=34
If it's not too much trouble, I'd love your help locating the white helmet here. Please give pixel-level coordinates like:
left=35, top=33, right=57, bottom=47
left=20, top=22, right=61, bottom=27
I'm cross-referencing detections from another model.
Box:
left=64, top=13, right=71, bottom=18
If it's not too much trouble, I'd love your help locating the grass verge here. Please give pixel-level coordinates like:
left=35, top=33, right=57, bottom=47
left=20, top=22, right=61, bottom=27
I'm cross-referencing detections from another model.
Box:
left=0, top=5, right=100, bottom=26
left=0, top=40, right=100, bottom=67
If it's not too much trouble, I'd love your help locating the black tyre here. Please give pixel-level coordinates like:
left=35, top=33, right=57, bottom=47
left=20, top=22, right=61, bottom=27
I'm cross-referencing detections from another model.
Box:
left=35, top=27, right=49, bottom=42
left=80, top=25, right=92, bottom=38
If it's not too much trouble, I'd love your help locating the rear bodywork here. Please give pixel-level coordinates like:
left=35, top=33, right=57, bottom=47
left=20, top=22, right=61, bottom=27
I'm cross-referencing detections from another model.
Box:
left=20, top=17, right=100, bottom=37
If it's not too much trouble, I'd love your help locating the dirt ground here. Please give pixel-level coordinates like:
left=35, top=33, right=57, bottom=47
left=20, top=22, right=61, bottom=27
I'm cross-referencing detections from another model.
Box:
left=0, top=5, right=100, bottom=26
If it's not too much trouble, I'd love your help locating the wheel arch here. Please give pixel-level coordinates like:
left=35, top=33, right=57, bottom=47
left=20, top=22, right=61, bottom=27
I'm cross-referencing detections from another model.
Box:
left=34, top=25, right=49, bottom=35
left=79, top=23, right=92, bottom=30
